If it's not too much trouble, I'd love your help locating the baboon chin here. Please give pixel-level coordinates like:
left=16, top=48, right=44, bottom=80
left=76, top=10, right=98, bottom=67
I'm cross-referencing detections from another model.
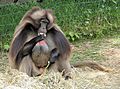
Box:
left=8, top=7, right=110, bottom=79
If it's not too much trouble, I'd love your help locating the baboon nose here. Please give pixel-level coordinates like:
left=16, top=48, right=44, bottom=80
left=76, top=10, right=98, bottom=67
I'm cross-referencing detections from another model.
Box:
left=38, top=33, right=46, bottom=37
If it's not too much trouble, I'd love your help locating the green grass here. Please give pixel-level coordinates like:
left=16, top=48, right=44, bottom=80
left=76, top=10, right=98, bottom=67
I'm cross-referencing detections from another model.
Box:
left=0, top=0, right=120, bottom=50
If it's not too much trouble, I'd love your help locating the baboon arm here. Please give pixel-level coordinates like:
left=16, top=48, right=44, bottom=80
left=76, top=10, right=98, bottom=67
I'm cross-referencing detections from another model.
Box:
left=56, top=59, right=72, bottom=79
left=20, top=35, right=44, bottom=56
left=16, top=35, right=44, bottom=65
left=19, top=55, right=33, bottom=76
left=19, top=55, right=43, bottom=77
left=72, top=61, right=111, bottom=72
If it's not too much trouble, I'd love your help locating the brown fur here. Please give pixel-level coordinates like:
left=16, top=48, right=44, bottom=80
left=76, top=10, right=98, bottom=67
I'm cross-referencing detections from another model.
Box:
left=8, top=7, right=71, bottom=78
left=72, top=61, right=110, bottom=72
left=8, top=7, right=110, bottom=79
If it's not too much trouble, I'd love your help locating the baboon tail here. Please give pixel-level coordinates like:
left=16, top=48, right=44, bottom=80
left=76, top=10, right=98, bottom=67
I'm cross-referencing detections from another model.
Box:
left=72, top=61, right=111, bottom=72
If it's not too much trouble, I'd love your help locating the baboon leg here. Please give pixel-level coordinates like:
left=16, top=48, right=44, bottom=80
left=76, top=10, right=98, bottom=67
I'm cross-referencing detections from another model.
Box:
left=48, top=63, right=59, bottom=73
left=19, top=55, right=41, bottom=76
left=19, top=55, right=33, bottom=76
left=56, top=59, right=72, bottom=79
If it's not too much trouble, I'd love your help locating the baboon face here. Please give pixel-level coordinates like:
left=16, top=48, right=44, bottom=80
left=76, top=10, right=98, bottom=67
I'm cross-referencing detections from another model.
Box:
left=37, top=18, right=49, bottom=36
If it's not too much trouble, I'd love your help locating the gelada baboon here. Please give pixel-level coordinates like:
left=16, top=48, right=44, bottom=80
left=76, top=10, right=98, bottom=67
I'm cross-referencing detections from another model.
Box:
left=8, top=7, right=110, bottom=79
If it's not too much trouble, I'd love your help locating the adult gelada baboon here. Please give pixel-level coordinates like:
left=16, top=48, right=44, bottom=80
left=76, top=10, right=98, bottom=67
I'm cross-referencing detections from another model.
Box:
left=8, top=7, right=72, bottom=78
left=8, top=7, right=110, bottom=79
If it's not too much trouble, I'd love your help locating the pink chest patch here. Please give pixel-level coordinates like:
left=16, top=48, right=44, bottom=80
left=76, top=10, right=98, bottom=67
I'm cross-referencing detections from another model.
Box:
left=36, top=40, right=47, bottom=46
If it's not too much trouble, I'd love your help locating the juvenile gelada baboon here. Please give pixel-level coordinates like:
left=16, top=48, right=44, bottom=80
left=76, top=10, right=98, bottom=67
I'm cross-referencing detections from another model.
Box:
left=8, top=7, right=110, bottom=79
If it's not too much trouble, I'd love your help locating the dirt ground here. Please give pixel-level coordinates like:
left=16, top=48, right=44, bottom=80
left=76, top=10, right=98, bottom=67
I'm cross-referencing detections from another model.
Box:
left=0, top=37, right=120, bottom=89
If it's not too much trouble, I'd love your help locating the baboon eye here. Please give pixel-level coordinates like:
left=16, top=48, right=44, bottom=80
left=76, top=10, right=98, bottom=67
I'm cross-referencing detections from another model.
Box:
left=41, top=20, right=47, bottom=23
left=38, top=19, right=49, bottom=30
left=40, top=18, right=49, bottom=24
